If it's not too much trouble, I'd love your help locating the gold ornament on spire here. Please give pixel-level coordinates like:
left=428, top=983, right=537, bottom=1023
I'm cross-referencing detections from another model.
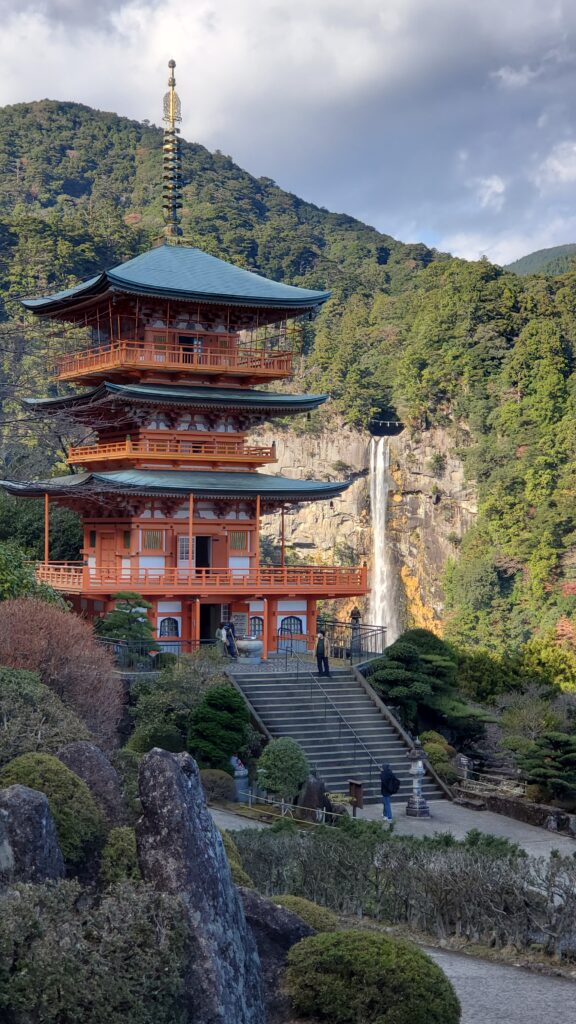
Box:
left=162, top=59, right=183, bottom=240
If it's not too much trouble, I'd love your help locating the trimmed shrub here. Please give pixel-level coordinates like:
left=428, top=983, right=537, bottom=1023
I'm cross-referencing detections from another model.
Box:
left=274, top=895, right=339, bottom=932
left=285, top=931, right=461, bottom=1024
left=126, top=722, right=185, bottom=754
left=200, top=768, right=236, bottom=803
left=0, top=753, right=105, bottom=866
left=94, top=591, right=155, bottom=644
left=187, top=685, right=250, bottom=771
left=420, top=731, right=455, bottom=755
left=0, top=667, right=89, bottom=767
left=100, top=827, right=141, bottom=885
left=257, top=738, right=309, bottom=801
left=220, top=829, right=254, bottom=887
left=0, top=880, right=188, bottom=1024
left=0, top=598, right=122, bottom=746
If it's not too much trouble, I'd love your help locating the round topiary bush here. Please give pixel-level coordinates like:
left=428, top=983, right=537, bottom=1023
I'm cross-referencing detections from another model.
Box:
left=285, top=931, right=461, bottom=1024
left=257, top=737, right=309, bottom=802
left=100, top=827, right=141, bottom=884
left=0, top=752, right=105, bottom=866
left=126, top=722, right=186, bottom=754
left=200, top=768, right=236, bottom=803
left=274, top=895, right=339, bottom=932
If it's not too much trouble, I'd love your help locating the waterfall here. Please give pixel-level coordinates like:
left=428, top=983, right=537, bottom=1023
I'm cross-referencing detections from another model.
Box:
left=369, top=437, right=400, bottom=643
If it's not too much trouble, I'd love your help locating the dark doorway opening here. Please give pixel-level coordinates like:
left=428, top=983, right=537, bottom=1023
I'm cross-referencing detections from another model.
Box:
left=195, top=536, right=211, bottom=568
left=200, top=603, right=221, bottom=643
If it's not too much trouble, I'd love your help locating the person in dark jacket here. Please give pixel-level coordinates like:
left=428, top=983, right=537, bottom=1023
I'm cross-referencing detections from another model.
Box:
left=314, top=630, right=331, bottom=677
left=380, top=762, right=399, bottom=822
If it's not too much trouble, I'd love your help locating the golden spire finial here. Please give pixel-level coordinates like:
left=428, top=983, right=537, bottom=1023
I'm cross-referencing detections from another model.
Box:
left=162, top=59, right=183, bottom=240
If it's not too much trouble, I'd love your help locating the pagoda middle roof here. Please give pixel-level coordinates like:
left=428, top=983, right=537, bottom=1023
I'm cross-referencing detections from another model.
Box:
left=25, top=382, right=328, bottom=416
left=22, top=244, right=331, bottom=314
left=0, top=469, right=349, bottom=504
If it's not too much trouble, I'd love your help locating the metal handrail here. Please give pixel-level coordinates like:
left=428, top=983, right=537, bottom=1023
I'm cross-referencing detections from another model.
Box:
left=283, top=641, right=381, bottom=785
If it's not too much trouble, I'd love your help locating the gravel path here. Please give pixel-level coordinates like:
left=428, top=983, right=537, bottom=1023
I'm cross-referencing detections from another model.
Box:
left=427, top=948, right=576, bottom=1023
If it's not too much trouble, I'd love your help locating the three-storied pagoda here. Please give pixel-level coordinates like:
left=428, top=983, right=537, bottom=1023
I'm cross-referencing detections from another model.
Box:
left=2, top=62, right=367, bottom=656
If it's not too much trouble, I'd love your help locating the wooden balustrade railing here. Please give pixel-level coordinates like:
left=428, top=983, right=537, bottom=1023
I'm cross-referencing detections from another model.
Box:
left=67, top=436, right=277, bottom=465
left=56, top=339, right=294, bottom=379
left=35, top=562, right=368, bottom=596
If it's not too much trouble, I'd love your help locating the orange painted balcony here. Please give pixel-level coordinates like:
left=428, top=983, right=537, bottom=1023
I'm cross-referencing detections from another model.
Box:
left=35, top=562, right=368, bottom=599
left=67, top=436, right=277, bottom=468
left=56, top=338, right=294, bottom=384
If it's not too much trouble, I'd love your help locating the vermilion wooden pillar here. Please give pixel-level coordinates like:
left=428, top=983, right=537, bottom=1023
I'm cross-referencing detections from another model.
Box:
left=262, top=596, right=269, bottom=661
left=188, top=493, right=194, bottom=578
left=44, top=493, right=49, bottom=564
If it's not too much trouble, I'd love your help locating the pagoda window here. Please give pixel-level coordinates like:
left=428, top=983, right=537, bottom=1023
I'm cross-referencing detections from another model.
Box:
left=279, top=616, right=304, bottom=636
left=142, top=529, right=164, bottom=551
left=148, top=412, right=170, bottom=430
left=229, top=530, right=249, bottom=552
left=250, top=616, right=264, bottom=638
left=159, top=617, right=179, bottom=638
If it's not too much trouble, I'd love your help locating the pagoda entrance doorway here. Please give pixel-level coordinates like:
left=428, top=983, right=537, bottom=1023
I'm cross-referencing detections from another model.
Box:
left=200, top=603, right=223, bottom=644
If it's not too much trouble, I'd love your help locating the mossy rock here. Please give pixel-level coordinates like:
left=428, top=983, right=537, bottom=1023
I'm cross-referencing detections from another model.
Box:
left=0, top=752, right=105, bottom=866
left=100, top=827, right=141, bottom=884
left=285, top=931, right=461, bottom=1023
left=273, top=895, right=339, bottom=932
left=219, top=828, right=254, bottom=887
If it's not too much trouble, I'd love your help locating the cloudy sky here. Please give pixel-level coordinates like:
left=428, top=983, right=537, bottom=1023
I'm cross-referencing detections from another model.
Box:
left=0, top=1, right=575, bottom=263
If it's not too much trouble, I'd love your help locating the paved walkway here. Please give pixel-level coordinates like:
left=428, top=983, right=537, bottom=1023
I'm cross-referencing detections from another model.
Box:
left=359, top=799, right=576, bottom=858
left=428, top=948, right=576, bottom=1023
left=211, top=800, right=575, bottom=857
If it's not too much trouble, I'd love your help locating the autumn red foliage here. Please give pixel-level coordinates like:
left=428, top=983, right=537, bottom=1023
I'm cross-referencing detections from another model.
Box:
left=0, top=598, right=122, bottom=746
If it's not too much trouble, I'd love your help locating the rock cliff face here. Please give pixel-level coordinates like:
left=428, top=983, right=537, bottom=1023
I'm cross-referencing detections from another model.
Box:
left=253, top=420, right=477, bottom=632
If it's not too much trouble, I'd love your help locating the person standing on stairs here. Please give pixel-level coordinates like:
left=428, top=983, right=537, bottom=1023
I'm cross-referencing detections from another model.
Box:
left=315, top=630, right=331, bottom=677
left=380, top=762, right=400, bottom=823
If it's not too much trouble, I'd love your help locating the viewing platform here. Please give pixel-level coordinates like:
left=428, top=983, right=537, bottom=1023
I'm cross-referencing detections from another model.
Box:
left=56, top=335, right=294, bottom=385
left=34, top=562, right=368, bottom=598
left=67, top=435, right=277, bottom=469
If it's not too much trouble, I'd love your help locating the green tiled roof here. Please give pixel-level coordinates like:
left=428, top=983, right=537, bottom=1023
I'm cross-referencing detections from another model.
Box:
left=0, top=469, right=349, bottom=504
left=23, top=244, right=330, bottom=313
left=25, top=382, right=328, bottom=415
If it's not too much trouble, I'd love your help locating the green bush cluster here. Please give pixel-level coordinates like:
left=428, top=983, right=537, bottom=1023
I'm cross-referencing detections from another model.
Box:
left=257, top=737, right=310, bottom=802
left=420, top=733, right=458, bottom=784
left=0, top=667, right=89, bottom=767
left=273, top=895, right=339, bottom=932
left=100, top=827, right=141, bottom=885
left=200, top=768, right=236, bottom=803
left=188, top=685, right=250, bottom=772
left=285, top=931, right=461, bottom=1023
left=0, top=753, right=105, bottom=866
left=0, top=881, right=188, bottom=1024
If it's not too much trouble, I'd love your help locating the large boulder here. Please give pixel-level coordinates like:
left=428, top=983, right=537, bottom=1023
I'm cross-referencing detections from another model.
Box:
left=57, top=741, right=126, bottom=825
left=0, top=784, right=65, bottom=883
left=136, top=749, right=264, bottom=1024
left=295, top=774, right=331, bottom=822
left=240, top=887, right=314, bottom=1023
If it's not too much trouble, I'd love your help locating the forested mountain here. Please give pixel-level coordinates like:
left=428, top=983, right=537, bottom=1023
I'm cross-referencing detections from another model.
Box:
left=1, top=99, right=576, bottom=653
left=506, top=243, right=576, bottom=277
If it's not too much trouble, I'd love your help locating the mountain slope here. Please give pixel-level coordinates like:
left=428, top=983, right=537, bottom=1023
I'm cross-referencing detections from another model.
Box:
left=506, top=244, right=576, bottom=276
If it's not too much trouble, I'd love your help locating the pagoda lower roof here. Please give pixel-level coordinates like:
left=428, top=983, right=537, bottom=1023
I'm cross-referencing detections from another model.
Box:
left=22, top=244, right=330, bottom=315
left=25, top=382, right=328, bottom=416
left=0, top=469, right=349, bottom=504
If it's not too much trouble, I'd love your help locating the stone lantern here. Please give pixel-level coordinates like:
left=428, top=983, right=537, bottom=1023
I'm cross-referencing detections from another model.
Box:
left=406, top=741, right=430, bottom=818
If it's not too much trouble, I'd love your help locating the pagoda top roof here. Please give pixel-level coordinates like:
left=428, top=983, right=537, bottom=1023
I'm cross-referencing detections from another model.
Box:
left=22, top=244, right=331, bottom=315
left=0, top=469, right=348, bottom=505
left=25, top=381, right=328, bottom=416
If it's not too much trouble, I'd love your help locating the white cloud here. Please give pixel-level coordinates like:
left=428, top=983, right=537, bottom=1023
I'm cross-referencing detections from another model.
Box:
left=440, top=215, right=576, bottom=265
left=491, top=64, right=540, bottom=88
left=534, top=141, right=576, bottom=188
left=474, top=175, right=507, bottom=211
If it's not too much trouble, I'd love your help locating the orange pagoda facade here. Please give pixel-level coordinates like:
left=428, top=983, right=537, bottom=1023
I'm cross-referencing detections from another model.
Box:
left=1, top=64, right=368, bottom=657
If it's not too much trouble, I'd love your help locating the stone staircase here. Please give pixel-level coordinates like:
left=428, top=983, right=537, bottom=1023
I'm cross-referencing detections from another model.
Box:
left=233, top=664, right=444, bottom=804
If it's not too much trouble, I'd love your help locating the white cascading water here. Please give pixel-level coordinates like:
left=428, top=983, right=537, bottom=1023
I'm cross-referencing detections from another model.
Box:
left=369, top=437, right=400, bottom=643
